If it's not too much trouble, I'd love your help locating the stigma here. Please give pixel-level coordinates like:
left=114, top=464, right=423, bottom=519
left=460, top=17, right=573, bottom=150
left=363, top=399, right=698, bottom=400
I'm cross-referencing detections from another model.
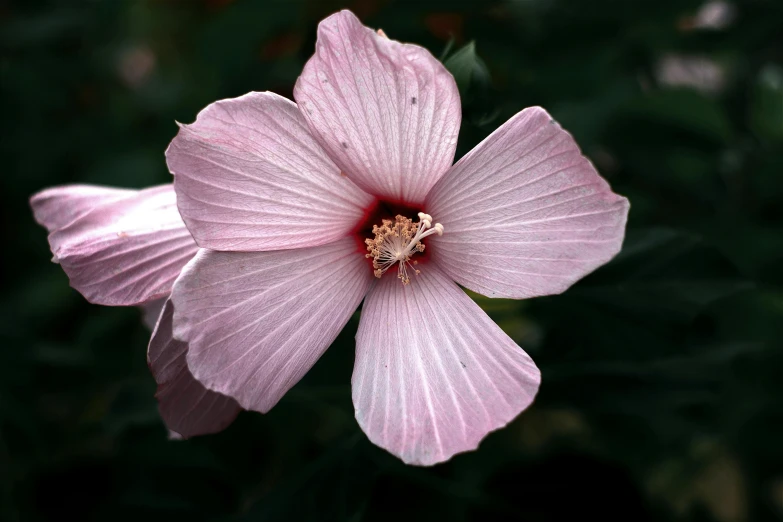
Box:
left=365, top=212, right=444, bottom=285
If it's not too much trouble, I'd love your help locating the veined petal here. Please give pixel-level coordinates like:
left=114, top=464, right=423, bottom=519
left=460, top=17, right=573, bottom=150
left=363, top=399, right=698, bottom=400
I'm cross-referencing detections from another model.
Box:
left=30, top=184, right=136, bottom=232
left=353, top=265, right=540, bottom=466
left=426, top=107, right=629, bottom=299
left=170, top=238, right=373, bottom=413
left=47, top=184, right=198, bottom=306
left=166, top=91, right=374, bottom=251
left=294, top=10, right=461, bottom=205
left=148, top=299, right=240, bottom=438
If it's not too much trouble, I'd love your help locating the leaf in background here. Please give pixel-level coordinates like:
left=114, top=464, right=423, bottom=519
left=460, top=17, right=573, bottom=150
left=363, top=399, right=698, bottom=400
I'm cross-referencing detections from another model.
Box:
left=238, top=433, right=372, bottom=522
left=569, top=228, right=753, bottom=322
left=620, top=90, right=733, bottom=143
left=437, top=37, right=455, bottom=62
left=750, top=64, right=783, bottom=142
left=0, top=9, right=89, bottom=47
left=646, top=439, right=746, bottom=522
left=444, top=41, right=480, bottom=92
left=443, top=41, right=497, bottom=126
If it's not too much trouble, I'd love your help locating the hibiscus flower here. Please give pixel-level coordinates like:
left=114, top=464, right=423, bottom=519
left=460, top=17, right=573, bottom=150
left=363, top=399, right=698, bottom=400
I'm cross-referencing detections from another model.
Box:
left=163, top=10, right=629, bottom=465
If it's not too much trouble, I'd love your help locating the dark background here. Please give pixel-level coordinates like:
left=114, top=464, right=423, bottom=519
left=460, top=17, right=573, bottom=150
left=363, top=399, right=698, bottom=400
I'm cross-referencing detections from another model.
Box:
left=2, top=0, right=782, bottom=520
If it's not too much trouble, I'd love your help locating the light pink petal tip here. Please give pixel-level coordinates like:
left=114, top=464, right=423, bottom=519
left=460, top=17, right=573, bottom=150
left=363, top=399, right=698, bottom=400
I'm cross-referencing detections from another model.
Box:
left=427, top=107, right=630, bottom=299
left=353, top=266, right=541, bottom=466
left=294, top=10, right=461, bottom=204
left=166, top=91, right=374, bottom=252
left=30, top=185, right=136, bottom=232
left=148, top=299, right=241, bottom=438
left=40, top=184, right=198, bottom=306
left=170, top=238, right=373, bottom=414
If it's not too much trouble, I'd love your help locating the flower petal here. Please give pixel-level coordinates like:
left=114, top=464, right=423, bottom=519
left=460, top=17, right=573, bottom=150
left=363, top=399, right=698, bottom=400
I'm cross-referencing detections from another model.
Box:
left=352, top=265, right=541, bottom=466
left=426, top=107, right=629, bottom=299
left=294, top=10, right=461, bottom=205
left=166, top=91, right=374, bottom=251
left=148, top=299, right=240, bottom=438
left=47, top=184, right=198, bottom=306
left=30, top=184, right=136, bottom=232
left=170, top=238, right=373, bottom=413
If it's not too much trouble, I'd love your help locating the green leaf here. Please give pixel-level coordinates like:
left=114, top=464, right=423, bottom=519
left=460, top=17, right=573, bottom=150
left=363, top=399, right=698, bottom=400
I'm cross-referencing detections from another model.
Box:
left=443, top=41, right=490, bottom=96
left=570, top=228, right=753, bottom=321
left=620, top=89, right=733, bottom=143
left=750, top=64, right=783, bottom=142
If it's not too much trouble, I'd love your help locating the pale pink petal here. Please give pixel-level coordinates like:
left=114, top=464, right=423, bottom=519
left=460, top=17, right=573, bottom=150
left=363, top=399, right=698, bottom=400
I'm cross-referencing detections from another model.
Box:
left=47, top=184, right=198, bottom=306
left=426, top=107, right=629, bottom=299
left=170, top=238, right=373, bottom=413
left=353, top=265, right=540, bottom=466
left=148, top=299, right=240, bottom=438
left=293, top=10, right=461, bottom=204
left=30, top=184, right=136, bottom=232
left=166, top=91, right=374, bottom=251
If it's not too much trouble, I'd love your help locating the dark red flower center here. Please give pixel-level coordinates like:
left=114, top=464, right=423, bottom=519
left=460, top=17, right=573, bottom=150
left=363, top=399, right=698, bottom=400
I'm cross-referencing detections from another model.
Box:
left=352, top=199, right=441, bottom=283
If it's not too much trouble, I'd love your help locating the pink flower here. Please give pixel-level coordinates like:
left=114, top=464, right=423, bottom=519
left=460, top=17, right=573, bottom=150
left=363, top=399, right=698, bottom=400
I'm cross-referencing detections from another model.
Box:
left=163, top=10, right=629, bottom=465
left=29, top=184, right=241, bottom=437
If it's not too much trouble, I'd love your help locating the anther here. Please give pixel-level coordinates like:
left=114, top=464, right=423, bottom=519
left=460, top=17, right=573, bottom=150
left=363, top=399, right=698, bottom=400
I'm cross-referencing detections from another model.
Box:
left=365, top=212, right=444, bottom=285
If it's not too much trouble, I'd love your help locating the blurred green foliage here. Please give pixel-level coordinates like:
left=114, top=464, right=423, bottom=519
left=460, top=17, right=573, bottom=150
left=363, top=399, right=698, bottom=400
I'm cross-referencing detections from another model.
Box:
left=2, top=0, right=782, bottom=521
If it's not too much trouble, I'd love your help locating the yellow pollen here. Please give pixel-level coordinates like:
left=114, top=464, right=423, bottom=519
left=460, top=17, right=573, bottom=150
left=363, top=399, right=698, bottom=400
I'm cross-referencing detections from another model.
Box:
left=365, top=212, right=444, bottom=285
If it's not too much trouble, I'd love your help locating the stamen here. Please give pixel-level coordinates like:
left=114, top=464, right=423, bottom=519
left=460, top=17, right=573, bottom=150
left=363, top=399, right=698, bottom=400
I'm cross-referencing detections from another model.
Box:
left=365, top=212, right=444, bottom=285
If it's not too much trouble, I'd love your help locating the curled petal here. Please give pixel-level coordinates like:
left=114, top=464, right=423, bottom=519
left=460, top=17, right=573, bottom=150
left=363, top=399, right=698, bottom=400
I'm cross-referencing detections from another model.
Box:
left=44, top=184, right=198, bottom=306
left=427, top=107, right=629, bottom=299
left=148, top=300, right=240, bottom=438
left=353, top=265, right=540, bottom=465
left=30, top=184, right=136, bottom=232
left=171, top=238, right=373, bottom=413
left=166, top=91, right=374, bottom=251
left=294, top=10, right=461, bottom=204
